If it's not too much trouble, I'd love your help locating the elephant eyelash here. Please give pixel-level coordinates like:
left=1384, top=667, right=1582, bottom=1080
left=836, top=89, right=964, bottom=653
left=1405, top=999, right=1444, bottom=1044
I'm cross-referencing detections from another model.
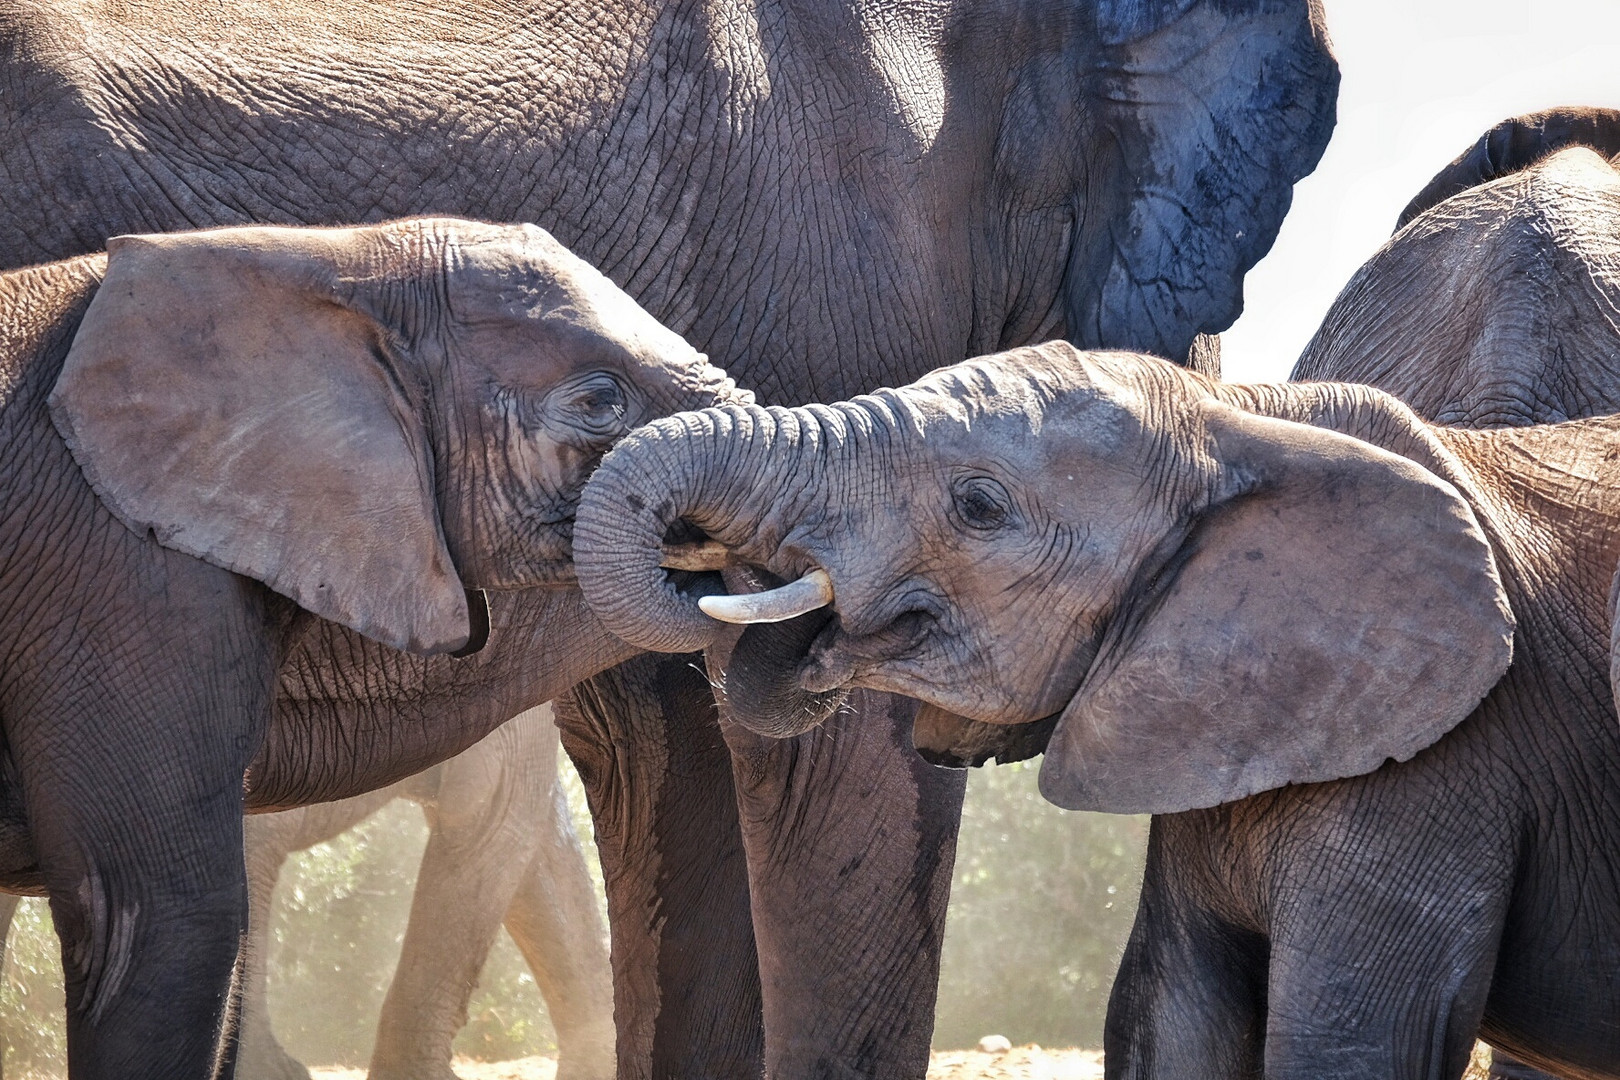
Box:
left=949, top=474, right=1019, bottom=533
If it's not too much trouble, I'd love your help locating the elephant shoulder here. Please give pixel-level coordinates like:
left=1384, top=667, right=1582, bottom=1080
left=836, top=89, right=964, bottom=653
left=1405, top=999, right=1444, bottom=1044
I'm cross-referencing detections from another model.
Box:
left=0, top=255, right=104, bottom=420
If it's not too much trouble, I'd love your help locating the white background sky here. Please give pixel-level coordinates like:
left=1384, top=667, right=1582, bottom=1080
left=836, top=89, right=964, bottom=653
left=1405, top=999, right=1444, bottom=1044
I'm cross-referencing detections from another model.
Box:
left=1221, top=0, right=1620, bottom=382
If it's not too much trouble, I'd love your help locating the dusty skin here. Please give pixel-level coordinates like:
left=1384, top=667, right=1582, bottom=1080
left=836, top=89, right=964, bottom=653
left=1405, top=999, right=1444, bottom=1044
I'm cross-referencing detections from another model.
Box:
left=304, top=1045, right=1494, bottom=1080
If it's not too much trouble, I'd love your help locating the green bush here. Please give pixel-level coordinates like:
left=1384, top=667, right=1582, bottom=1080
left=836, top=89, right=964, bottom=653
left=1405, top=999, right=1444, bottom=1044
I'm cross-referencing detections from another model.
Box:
left=933, top=760, right=1148, bottom=1049
left=0, top=897, right=67, bottom=1078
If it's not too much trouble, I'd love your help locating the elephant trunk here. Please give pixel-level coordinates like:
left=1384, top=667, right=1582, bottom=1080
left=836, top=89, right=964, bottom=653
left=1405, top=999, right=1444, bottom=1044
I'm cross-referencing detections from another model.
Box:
left=575, top=403, right=831, bottom=655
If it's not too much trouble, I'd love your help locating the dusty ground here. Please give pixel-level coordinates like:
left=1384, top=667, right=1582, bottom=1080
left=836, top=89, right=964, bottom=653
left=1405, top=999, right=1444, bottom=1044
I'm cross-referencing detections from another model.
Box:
left=308, top=1042, right=1495, bottom=1080
left=310, top=1048, right=1104, bottom=1080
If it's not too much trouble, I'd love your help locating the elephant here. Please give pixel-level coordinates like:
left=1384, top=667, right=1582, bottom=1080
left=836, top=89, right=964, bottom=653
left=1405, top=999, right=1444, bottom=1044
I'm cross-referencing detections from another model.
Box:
left=0, top=218, right=737, bottom=1078
left=238, top=705, right=613, bottom=1080
left=0, top=1, right=1338, bottom=1074
left=573, top=341, right=1620, bottom=1080
left=1291, top=109, right=1620, bottom=1080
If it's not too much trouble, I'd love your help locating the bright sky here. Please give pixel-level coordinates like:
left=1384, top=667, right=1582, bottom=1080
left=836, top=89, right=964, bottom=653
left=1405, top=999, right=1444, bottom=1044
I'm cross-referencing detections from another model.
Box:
left=1221, top=0, right=1620, bottom=382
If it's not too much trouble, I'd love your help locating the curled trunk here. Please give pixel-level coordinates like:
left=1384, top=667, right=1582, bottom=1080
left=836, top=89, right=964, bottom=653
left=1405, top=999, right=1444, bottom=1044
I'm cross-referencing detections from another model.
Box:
left=576, top=401, right=880, bottom=737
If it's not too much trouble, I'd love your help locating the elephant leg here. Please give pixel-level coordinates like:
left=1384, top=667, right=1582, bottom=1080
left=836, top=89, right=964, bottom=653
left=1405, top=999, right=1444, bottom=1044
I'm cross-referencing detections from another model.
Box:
left=501, top=714, right=615, bottom=1080
left=1102, top=823, right=1265, bottom=1080
left=13, top=675, right=263, bottom=1079
left=553, top=653, right=763, bottom=1080
left=238, top=793, right=394, bottom=1080
left=1259, top=834, right=1511, bottom=1080
left=368, top=728, right=541, bottom=1080
left=720, top=690, right=966, bottom=1080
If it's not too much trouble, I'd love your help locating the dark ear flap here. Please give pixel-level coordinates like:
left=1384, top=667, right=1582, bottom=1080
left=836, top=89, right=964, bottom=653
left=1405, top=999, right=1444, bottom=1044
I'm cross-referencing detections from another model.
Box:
left=50, top=227, right=470, bottom=654
left=1040, top=404, right=1514, bottom=814
left=912, top=704, right=1056, bottom=769
left=1068, top=0, right=1338, bottom=363
left=1398, top=107, right=1620, bottom=230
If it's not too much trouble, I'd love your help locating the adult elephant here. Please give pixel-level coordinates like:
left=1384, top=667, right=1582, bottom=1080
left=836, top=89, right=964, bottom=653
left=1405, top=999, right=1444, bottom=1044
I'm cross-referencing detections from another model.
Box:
left=574, top=339, right=1620, bottom=1080
left=0, top=2, right=1337, bottom=1075
left=0, top=219, right=736, bottom=1079
left=238, top=706, right=613, bottom=1080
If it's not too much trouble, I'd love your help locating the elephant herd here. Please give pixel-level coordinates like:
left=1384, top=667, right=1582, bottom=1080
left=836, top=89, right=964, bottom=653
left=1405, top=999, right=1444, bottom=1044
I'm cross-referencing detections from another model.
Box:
left=0, top=0, right=1616, bottom=1078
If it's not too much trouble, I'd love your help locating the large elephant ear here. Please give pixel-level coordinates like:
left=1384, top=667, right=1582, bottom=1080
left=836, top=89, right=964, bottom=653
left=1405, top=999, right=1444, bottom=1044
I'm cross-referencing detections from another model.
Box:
left=1398, top=107, right=1620, bottom=230
left=1039, top=404, right=1514, bottom=814
left=50, top=227, right=470, bottom=655
left=1068, top=0, right=1339, bottom=364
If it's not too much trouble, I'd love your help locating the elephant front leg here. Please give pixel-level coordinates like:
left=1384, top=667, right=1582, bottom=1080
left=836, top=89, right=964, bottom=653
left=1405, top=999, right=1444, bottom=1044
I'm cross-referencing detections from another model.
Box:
left=1104, top=820, right=1266, bottom=1080
left=723, top=690, right=967, bottom=1080
left=17, top=701, right=258, bottom=1080
left=554, top=654, right=764, bottom=1080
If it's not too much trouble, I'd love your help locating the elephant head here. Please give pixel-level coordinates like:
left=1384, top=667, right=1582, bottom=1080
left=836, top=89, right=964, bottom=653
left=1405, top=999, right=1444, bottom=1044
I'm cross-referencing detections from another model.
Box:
left=50, top=218, right=742, bottom=655
left=576, top=344, right=1515, bottom=813
left=1396, top=106, right=1620, bottom=230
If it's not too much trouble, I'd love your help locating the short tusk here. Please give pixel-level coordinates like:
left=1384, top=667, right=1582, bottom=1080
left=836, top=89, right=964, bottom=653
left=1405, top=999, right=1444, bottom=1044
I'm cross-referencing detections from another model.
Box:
left=699, top=569, right=834, bottom=624
left=660, top=540, right=735, bottom=572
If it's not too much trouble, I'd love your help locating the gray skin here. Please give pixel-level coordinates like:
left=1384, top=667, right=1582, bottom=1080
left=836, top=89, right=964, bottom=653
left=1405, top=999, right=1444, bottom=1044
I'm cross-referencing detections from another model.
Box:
left=575, top=343, right=1620, bottom=1080
left=0, top=219, right=734, bottom=1079
left=237, top=705, right=613, bottom=1080
left=0, top=3, right=1337, bottom=1076
left=1293, top=110, right=1620, bottom=1080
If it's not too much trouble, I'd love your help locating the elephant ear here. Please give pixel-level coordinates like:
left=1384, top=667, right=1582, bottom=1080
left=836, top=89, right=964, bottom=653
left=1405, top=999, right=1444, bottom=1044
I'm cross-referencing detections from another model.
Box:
left=1039, top=404, right=1515, bottom=814
left=1069, top=0, right=1338, bottom=363
left=50, top=227, right=470, bottom=655
left=1398, top=107, right=1620, bottom=230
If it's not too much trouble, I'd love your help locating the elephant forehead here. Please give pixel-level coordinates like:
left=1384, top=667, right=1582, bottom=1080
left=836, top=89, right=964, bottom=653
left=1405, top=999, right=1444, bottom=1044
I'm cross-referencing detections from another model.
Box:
left=890, top=346, right=1174, bottom=455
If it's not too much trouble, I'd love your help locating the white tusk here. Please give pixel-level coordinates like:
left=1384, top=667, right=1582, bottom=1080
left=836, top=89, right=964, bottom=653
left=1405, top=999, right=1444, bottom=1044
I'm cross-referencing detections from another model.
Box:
left=698, top=569, right=834, bottom=625
left=660, top=540, right=734, bottom=572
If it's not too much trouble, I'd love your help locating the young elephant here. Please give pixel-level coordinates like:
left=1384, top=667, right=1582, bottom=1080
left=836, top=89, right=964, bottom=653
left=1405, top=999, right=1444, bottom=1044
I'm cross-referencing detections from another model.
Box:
left=577, top=344, right=1620, bottom=1079
left=0, top=219, right=735, bottom=1078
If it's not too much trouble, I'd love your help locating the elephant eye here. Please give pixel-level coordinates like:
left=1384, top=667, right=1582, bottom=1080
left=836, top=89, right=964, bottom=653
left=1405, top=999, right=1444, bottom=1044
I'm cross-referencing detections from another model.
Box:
left=951, top=475, right=1015, bottom=533
left=546, top=371, right=628, bottom=441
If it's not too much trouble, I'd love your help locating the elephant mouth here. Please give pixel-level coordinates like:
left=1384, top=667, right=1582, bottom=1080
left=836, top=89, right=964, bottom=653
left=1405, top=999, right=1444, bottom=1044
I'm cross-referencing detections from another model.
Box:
left=691, top=562, right=944, bottom=736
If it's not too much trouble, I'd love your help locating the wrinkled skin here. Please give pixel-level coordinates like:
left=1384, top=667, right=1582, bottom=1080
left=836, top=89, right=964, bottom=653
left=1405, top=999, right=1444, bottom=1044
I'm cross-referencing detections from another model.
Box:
left=0, top=2, right=1337, bottom=1075
left=0, top=220, right=731, bottom=1079
left=236, top=706, right=613, bottom=1080
left=1294, top=109, right=1620, bottom=1080
left=577, top=343, right=1620, bottom=1080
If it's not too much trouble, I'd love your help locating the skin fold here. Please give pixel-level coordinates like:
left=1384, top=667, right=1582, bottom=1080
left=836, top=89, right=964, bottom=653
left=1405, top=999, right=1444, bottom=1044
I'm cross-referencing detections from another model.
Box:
left=576, top=341, right=1620, bottom=1080
left=0, top=220, right=733, bottom=1079
left=0, top=2, right=1339, bottom=1076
